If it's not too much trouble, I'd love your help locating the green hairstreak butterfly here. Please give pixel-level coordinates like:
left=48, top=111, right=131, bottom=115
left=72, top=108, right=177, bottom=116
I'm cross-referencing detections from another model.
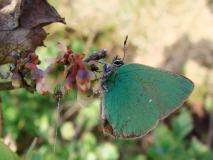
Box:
left=100, top=43, right=194, bottom=139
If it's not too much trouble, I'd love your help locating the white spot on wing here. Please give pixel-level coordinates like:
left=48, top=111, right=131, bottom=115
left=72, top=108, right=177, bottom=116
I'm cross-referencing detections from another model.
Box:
left=149, top=99, right=153, bottom=103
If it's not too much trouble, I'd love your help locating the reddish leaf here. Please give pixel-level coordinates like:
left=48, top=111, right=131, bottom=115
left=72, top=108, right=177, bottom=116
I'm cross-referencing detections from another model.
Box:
left=76, top=69, right=91, bottom=92
left=65, top=73, right=75, bottom=90
left=31, top=68, right=44, bottom=82
left=36, top=42, right=96, bottom=95
left=36, top=64, right=64, bottom=94
left=76, top=69, right=90, bottom=84
left=25, top=63, right=37, bottom=70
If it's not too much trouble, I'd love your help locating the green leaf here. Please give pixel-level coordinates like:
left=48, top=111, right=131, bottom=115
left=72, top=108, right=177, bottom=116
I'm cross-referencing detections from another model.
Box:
left=60, top=122, right=75, bottom=140
left=131, top=155, right=146, bottom=160
left=186, top=138, right=213, bottom=160
left=0, top=140, right=20, bottom=160
left=72, top=39, right=84, bottom=53
left=76, top=100, right=100, bottom=129
left=172, top=108, right=193, bottom=140
left=153, top=124, right=176, bottom=146
left=27, top=152, right=43, bottom=160
left=192, top=138, right=208, bottom=152
left=96, top=143, right=119, bottom=160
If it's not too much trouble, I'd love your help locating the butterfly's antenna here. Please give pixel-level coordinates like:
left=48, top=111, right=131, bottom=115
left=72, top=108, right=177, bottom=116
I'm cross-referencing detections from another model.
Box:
left=123, top=35, right=128, bottom=61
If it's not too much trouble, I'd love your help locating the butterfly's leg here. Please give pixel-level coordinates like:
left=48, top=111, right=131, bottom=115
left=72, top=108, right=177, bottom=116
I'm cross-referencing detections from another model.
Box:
left=87, top=80, right=108, bottom=97
left=100, top=73, right=118, bottom=92
left=89, top=63, right=114, bottom=96
left=87, top=89, right=100, bottom=97
left=101, top=102, right=114, bottom=135
left=88, top=88, right=108, bottom=97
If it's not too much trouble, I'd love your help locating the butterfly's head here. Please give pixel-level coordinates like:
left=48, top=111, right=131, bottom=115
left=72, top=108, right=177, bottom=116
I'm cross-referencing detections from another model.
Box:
left=112, top=56, right=124, bottom=67
left=103, top=56, right=124, bottom=75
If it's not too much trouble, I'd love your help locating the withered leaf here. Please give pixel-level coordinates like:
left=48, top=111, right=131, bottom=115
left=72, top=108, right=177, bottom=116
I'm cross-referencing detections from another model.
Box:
left=0, top=0, right=65, bottom=65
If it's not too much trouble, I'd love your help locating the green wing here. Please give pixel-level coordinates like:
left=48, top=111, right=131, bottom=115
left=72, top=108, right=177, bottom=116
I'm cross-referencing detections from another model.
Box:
left=102, top=63, right=194, bottom=138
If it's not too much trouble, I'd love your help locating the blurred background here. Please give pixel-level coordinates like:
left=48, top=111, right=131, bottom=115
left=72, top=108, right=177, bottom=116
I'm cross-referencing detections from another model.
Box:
left=1, top=0, right=213, bottom=159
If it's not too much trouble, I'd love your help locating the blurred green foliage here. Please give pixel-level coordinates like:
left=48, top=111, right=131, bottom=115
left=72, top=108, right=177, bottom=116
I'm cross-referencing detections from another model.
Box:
left=148, top=109, right=213, bottom=160
left=2, top=85, right=213, bottom=159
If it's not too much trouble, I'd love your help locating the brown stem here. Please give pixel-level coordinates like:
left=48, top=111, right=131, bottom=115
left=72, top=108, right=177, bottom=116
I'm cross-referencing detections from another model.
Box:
left=84, top=31, right=96, bottom=54
left=0, top=97, right=3, bottom=138
left=208, top=111, right=213, bottom=148
left=0, top=81, right=35, bottom=92
left=0, top=82, right=15, bottom=91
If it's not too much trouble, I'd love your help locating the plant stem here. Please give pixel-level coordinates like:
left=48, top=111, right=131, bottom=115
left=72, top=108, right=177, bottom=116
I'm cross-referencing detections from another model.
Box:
left=0, top=97, right=3, bottom=138
left=208, top=111, right=213, bottom=148
left=0, top=82, right=15, bottom=91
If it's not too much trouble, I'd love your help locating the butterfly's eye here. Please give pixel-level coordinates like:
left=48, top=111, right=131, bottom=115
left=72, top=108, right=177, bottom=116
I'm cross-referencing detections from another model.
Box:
left=113, top=60, right=124, bottom=66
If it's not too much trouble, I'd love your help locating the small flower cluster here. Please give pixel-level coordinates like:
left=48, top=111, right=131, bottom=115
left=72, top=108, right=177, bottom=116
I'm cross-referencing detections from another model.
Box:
left=10, top=43, right=106, bottom=97
left=11, top=51, right=43, bottom=91
left=36, top=43, right=94, bottom=95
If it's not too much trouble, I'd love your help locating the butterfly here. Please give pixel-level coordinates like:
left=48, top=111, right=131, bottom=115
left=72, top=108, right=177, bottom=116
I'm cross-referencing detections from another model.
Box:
left=99, top=37, right=194, bottom=139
